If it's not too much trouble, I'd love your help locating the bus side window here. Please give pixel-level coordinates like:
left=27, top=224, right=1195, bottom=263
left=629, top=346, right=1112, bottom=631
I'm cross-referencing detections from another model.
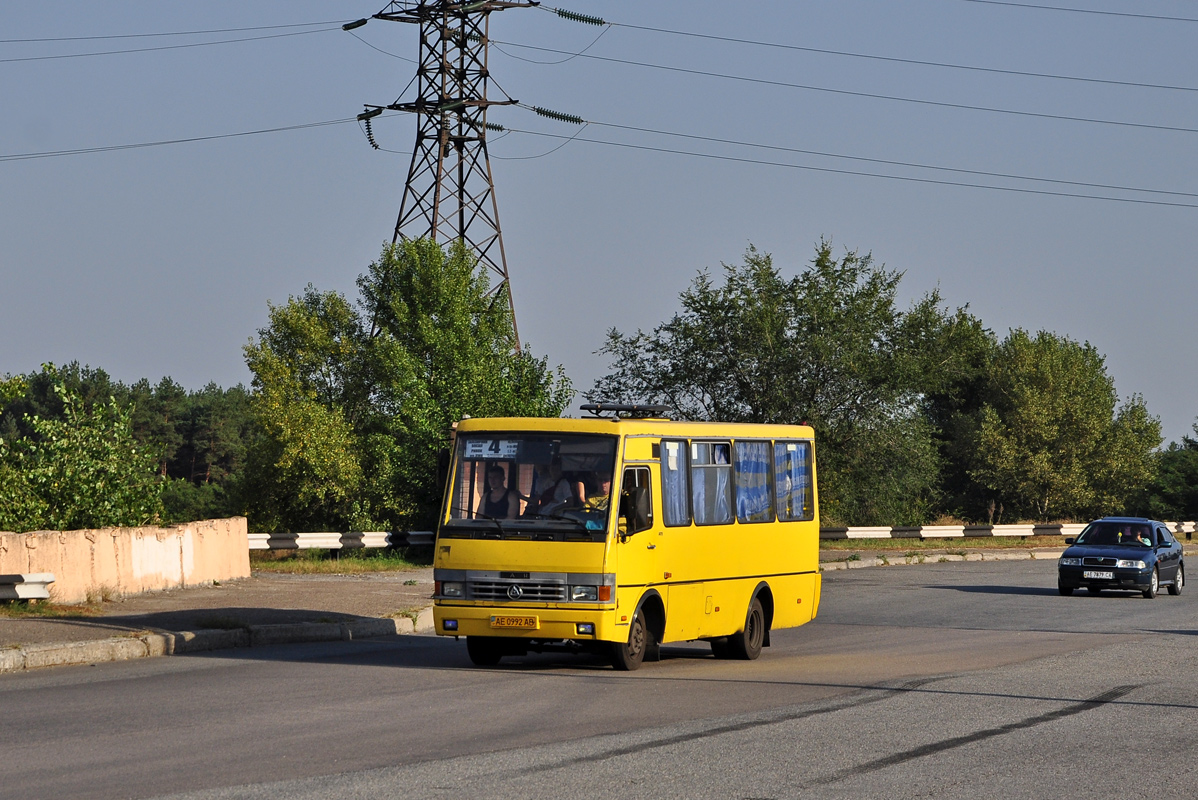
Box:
left=660, top=439, right=691, bottom=526
left=734, top=440, right=774, bottom=523
left=620, top=466, right=653, bottom=533
left=692, top=441, right=733, bottom=525
left=774, top=440, right=814, bottom=521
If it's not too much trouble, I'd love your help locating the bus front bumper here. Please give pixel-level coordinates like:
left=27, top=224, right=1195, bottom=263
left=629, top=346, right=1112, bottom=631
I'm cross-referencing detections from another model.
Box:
left=434, top=603, right=622, bottom=642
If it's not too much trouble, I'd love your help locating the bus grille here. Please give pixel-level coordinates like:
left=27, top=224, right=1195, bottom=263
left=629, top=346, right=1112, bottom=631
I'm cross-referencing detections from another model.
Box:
left=470, top=581, right=566, bottom=602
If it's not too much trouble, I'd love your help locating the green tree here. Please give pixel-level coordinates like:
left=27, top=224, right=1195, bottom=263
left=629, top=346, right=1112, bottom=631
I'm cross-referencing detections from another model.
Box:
left=0, top=380, right=163, bottom=532
left=1129, top=421, right=1198, bottom=521
left=591, top=242, right=984, bottom=525
left=969, top=329, right=1160, bottom=521
left=242, top=238, right=572, bottom=533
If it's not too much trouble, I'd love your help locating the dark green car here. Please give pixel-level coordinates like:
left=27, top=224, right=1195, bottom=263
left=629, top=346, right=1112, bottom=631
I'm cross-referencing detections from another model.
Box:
left=1057, top=517, right=1184, bottom=599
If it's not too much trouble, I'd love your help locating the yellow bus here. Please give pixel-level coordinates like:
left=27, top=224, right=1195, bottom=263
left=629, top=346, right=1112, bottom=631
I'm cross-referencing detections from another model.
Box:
left=432, top=403, right=821, bottom=669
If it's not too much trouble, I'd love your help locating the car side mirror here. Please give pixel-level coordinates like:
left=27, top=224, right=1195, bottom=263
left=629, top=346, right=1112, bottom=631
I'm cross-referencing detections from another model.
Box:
left=1064, top=538, right=1074, bottom=545
left=619, top=485, right=651, bottom=534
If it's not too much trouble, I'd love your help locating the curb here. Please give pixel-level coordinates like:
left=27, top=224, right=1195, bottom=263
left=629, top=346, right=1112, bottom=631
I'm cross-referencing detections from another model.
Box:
left=819, top=548, right=1066, bottom=570
left=0, top=609, right=435, bottom=675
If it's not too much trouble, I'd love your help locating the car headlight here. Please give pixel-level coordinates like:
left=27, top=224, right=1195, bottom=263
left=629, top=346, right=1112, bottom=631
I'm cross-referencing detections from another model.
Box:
left=1116, top=559, right=1146, bottom=569
left=570, top=585, right=599, bottom=601
left=440, top=581, right=465, bottom=597
left=1059, top=557, right=1082, bottom=566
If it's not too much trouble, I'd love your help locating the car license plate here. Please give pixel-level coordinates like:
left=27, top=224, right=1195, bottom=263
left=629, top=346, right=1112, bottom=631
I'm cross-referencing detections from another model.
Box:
left=490, top=615, right=538, bottom=629
left=1083, top=570, right=1114, bottom=580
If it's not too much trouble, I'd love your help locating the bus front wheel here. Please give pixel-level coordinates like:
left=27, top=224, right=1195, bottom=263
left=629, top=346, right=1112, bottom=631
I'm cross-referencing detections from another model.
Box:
left=610, top=613, right=648, bottom=671
left=728, top=597, right=765, bottom=660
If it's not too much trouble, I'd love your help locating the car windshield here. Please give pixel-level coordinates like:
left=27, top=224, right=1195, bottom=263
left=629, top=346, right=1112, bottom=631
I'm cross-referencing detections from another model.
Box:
left=447, top=432, right=618, bottom=532
left=1076, top=521, right=1153, bottom=548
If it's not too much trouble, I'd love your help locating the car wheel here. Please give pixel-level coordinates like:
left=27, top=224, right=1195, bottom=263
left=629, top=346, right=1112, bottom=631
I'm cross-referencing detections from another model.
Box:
left=1143, top=567, right=1159, bottom=600
left=610, top=612, right=647, bottom=671
left=466, top=636, right=504, bottom=666
left=1058, top=583, right=1073, bottom=596
left=728, top=597, right=765, bottom=660
left=1168, top=564, right=1184, bottom=596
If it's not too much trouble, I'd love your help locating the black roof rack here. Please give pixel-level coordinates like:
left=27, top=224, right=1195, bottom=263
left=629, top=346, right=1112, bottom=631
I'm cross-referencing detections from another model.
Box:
left=580, top=402, right=671, bottom=419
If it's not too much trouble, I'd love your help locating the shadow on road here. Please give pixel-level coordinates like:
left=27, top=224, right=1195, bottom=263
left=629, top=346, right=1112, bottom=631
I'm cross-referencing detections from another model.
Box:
left=924, top=585, right=1060, bottom=596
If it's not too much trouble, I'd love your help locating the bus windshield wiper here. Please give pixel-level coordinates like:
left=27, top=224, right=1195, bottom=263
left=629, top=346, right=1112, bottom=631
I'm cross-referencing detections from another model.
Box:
left=448, top=507, right=508, bottom=534
left=520, top=511, right=589, bottom=531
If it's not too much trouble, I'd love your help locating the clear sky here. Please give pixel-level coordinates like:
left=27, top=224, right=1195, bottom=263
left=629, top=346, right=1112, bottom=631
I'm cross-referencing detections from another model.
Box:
left=2, top=1, right=1195, bottom=442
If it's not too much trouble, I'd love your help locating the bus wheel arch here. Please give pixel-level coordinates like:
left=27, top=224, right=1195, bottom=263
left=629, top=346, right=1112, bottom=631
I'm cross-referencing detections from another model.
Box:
left=638, top=591, right=665, bottom=661
left=753, top=581, right=774, bottom=648
left=611, top=591, right=664, bottom=671
left=727, top=584, right=771, bottom=660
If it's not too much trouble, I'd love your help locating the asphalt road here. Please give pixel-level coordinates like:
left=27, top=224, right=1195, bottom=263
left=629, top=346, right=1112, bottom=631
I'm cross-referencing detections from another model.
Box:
left=2, top=559, right=1195, bottom=799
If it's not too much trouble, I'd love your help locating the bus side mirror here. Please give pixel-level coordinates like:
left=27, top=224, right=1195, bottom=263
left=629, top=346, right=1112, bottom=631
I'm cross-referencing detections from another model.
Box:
left=620, top=486, right=651, bottom=534
left=436, top=448, right=451, bottom=494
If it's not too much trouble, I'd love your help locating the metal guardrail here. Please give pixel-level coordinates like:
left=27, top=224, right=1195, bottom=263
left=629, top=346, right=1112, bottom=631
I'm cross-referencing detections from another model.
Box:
left=819, top=522, right=1195, bottom=540
left=0, top=573, right=55, bottom=600
left=247, top=532, right=435, bottom=551
left=246, top=522, right=1197, bottom=551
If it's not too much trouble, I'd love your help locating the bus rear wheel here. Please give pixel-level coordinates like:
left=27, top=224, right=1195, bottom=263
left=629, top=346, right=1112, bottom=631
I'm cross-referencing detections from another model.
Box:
left=466, top=636, right=504, bottom=666
left=728, top=597, right=765, bottom=660
left=610, top=613, right=648, bottom=671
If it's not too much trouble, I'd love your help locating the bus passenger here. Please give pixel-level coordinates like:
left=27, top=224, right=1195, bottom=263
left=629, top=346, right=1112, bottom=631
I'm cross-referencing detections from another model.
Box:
left=483, top=466, right=519, bottom=519
left=584, top=471, right=613, bottom=511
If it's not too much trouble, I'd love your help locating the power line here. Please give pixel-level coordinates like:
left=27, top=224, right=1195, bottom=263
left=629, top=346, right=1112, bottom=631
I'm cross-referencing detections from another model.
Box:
left=0, top=117, right=360, bottom=163
left=594, top=20, right=1198, bottom=94
left=0, top=27, right=338, bottom=64
left=557, top=112, right=1198, bottom=200
left=497, top=127, right=1198, bottom=209
left=955, top=0, right=1198, bottom=23
left=0, top=20, right=348, bottom=43
left=491, top=40, right=1198, bottom=136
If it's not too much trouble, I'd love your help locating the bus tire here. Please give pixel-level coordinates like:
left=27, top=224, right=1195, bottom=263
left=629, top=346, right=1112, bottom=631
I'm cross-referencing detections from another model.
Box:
left=610, top=613, right=648, bottom=671
left=466, top=636, right=504, bottom=666
left=728, top=597, right=765, bottom=660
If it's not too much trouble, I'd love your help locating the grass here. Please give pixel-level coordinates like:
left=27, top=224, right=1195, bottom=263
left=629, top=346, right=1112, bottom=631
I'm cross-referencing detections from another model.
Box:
left=0, top=600, right=105, bottom=619
left=821, top=535, right=1070, bottom=552
left=251, top=547, right=430, bottom=574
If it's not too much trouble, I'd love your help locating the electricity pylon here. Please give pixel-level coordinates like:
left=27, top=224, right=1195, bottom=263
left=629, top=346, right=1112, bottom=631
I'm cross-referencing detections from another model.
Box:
left=357, top=1, right=537, bottom=345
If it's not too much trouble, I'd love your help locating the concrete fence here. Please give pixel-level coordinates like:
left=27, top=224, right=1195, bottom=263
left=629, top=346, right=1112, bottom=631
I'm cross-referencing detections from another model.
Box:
left=0, top=518, right=250, bottom=604
left=819, top=521, right=1196, bottom=540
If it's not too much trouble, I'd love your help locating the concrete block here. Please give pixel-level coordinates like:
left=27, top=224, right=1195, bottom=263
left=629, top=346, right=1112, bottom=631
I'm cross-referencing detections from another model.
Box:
left=249, top=622, right=344, bottom=647
left=173, top=628, right=250, bottom=653
left=0, top=648, right=26, bottom=673
left=345, top=618, right=401, bottom=639
left=21, top=637, right=147, bottom=670
left=415, top=607, right=435, bottom=632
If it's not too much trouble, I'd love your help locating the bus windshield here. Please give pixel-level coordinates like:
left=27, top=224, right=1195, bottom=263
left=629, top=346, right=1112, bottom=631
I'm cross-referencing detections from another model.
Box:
left=447, top=432, right=618, bottom=532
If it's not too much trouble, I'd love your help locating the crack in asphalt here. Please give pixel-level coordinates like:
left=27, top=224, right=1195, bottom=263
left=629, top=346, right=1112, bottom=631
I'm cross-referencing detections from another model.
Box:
left=800, top=684, right=1139, bottom=791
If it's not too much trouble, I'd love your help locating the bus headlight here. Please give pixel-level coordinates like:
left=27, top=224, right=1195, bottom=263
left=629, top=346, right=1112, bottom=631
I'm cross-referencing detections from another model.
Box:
left=441, top=581, right=465, bottom=597
left=571, top=585, right=598, bottom=601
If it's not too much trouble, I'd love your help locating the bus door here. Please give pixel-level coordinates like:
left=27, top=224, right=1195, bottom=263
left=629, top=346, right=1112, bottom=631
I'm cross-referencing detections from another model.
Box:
left=615, top=464, right=660, bottom=597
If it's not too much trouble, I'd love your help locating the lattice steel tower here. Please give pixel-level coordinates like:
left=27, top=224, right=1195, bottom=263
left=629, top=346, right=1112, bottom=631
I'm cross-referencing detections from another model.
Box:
left=358, top=1, right=537, bottom=343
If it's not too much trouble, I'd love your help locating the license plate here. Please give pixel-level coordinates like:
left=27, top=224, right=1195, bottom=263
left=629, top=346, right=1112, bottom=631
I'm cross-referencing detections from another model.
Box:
left=1083, top=570, right=1114, bottom=580
left=490, top=615, right=538, bottom=629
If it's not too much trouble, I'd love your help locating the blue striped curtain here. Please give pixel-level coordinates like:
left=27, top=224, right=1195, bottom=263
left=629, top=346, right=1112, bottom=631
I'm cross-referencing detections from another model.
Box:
left=735, top=441, right=772, bottom=523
